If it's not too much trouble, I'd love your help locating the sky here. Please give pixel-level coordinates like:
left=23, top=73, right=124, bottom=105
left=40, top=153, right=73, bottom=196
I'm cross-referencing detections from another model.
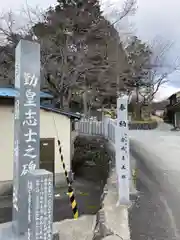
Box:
left=133, top=0, right=180, bottom=98
left=1, top=0, right=180, bottom=101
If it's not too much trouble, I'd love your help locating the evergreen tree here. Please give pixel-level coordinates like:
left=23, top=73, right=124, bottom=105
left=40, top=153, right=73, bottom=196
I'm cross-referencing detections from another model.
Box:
left=32, top=0, right=122, bottom=111
left=0, top=0, right=129, bottom=113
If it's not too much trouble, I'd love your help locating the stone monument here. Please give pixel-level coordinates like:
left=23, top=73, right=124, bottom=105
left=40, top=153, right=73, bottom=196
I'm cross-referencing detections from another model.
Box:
left=13, top=39, right=41, bottom=234
left=27, top=169, right=53, bottom=240
left=0, top=40, right=55, bottom=239
left=115, top=95, right=130, bottom=205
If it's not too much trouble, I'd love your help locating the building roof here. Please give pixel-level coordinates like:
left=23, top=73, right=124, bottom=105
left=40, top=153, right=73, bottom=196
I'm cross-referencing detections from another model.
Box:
left=166, top=101, right=180, bottom=111
left=40, top=105, right=81, bottom=120
left=167, top=90, right=180, bottom=100
left=0, top=87, right=81, bottom=119
left=0, top=87, right=53, bottom=99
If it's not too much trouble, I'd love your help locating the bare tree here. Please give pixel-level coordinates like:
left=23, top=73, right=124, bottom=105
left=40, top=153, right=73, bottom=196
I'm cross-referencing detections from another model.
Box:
left=0, top=4, right=44, bottom=86
left=0, top=3, right=43, bottom=44
left=102, top=0, right=136, bottom=42
left=124, top=36, right=180, bottom=120
left=107, top=0, right=137, bottom=98
left=0, top=11, right=20, bottom=85
left=0, top=0, right=136, bottom=114
left=139, top=36, right=180, bottom=103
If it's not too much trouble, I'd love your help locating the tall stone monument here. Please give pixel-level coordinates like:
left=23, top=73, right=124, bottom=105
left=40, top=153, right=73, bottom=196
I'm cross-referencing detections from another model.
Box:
left=0, top=39, right=55, bottom=240
left=13, top=39, right=40, bottom=234
left=115, top=95, right=130, bottom=205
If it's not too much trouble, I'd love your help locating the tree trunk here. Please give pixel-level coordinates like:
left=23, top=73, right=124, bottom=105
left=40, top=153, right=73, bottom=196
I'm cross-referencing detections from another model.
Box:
left=63, top=89, right=72, bottom=111
left=82, top=89, right=88, bottom=116
left=54, top=94, right=63, bottom=109
left=134, top=103, right=141, bottom=120
left=134, top=87, right=141, bottom=120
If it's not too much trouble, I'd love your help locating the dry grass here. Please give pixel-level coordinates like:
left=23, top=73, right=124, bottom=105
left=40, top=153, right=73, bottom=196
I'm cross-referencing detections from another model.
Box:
left=151, top=115, right=164, bottom=122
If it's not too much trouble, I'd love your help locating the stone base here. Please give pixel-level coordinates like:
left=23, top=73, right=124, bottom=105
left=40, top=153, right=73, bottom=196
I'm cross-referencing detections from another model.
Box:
left=0, top=222, right=27, bottom=240
left=171, top=127, right=180, bottom=131
left=0, top=222, right=59, bottom=240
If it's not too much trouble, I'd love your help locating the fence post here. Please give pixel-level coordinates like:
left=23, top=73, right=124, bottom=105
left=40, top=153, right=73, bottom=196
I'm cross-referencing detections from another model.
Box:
left=115, top=95, right=130, bottom=205
left=103, top=116, right=109, bottom=139
left=112, top=122, right=115, bottom=143
left=89, top=121, right=92, bottom=135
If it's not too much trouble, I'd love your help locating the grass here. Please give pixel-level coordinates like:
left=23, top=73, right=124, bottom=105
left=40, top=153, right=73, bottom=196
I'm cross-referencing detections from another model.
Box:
left=131, top=119, right=157, bottom=124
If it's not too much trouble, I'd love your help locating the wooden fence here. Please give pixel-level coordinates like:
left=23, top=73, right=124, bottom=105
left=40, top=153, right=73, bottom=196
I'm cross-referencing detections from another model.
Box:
left=75, top=116, right=116, bottom=143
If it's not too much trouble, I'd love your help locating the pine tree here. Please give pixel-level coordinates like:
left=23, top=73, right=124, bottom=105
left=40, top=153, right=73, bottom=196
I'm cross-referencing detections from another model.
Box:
left=31, top=0, right=129, bottom=111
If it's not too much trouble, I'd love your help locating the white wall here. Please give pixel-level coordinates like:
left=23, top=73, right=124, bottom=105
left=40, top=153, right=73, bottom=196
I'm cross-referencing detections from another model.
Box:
left=40, top=109, right=71, bottom=175
left=0, top=105, right=14, bottom=182
left=0, top=105, right=71, bottom=182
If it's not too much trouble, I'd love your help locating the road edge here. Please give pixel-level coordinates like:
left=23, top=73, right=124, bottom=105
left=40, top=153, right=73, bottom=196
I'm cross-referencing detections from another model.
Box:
left=93, top=168, right=131, bottom=240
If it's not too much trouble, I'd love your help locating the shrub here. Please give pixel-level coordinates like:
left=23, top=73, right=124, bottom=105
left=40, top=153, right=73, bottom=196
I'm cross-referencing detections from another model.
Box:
left=129, top=120, right=158, bottom=130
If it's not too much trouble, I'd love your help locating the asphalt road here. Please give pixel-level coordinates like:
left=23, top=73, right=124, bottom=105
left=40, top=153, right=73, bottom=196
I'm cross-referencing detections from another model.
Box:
left=0, top=178, right=103, bottom=224
left=129, top=125, right=180, bottom=240
left=129, top=150, right=177, bottom=240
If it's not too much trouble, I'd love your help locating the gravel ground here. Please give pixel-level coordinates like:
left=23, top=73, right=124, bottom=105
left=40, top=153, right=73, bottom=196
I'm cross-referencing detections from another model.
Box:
left=0, top=136, right=109, bottom=224
left=0, top=178, right=104, bottom=224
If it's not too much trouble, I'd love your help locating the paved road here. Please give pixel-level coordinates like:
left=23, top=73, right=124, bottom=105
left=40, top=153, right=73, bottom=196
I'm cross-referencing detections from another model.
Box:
left=129, top=148, right=177, bottom=240
left=130, top=123, right=180, bottom=240
left=0, top=178, right=103, bottom=223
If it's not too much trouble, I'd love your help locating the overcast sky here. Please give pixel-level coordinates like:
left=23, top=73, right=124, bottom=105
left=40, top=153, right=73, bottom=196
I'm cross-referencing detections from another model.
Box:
left=1, top=0, right=180, bottom=101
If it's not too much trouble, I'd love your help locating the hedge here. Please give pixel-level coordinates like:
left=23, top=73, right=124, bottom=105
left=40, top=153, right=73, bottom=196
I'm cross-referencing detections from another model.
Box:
left=129, top=120, right=158, bottom=130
